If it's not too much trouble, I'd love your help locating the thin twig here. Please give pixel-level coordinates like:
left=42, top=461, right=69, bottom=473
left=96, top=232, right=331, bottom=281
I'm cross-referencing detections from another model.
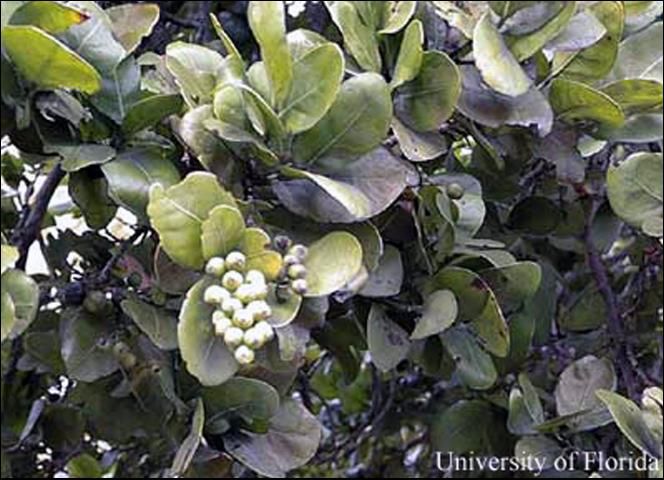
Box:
left=11, top=164, right=66, bottom=270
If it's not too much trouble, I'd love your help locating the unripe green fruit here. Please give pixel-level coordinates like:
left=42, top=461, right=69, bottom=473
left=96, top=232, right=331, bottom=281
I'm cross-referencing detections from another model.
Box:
left=224, top=326, right=244, bottom=348
left=287, top=264, right=307, bottom=280
left=83, top=290, right=108, bottom=314
left=288, top=244, right=308, bottom=261
left=221, top=297, right=243, bottom=315
left=204, top=285, right=231, bottom=305
left=233, top=308, right=255, bottom=329
left=242, top=327, right=263, bottom=349
left=255, top=320, right=275, bottom=342
left=212, top=310, right=232, bottom=336
left=234, top=345, right=255, bottom=365
left=291, top=278, right=308, bottom=295
left=245, top=269, right=266, bottom=285
left=222, top=270, right=243, bottom=291
left=247, top=300, right=271, bottom=321
left=225, top=251, right=247, bottom=271
left=119, top=352, right=137, bottom=370
left=446, top=182, right=465, bottom=200
left=283, top=254, right=299, bottom=267
left=205, top=257, right=226, bottom=277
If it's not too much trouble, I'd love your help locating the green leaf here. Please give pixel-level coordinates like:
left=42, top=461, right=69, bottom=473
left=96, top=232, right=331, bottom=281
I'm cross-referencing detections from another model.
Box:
left=59, top=308, right=119, bottom=382
left=514, top=436, right=562, bottom=471
left=1, top=245, right=19, bottom=274
left=555, top=1, right=624, bottom=81
left=169, top=399, right=205, bottom=477
left=480, top=261, right=542, bottom=310
left=280, top=43, right=344, bottom=134
left=472, top=13, right=531, bottom=97
left=441, top=327, right=497, bottom=390
left=102, top=146, right=180, bottom=220
left=457, top=65, right=553, bottom=136
left=279, top=167, right=371, bottom=221
left=238, top=83, right=287, bottom=141
left=9, top=1, right=88, bottom=34
left=69, top=169, right=117, bottom=229
left=165, top=41, right=224, bottom=106
left=240, top=228, right=283, bottom=282
left=411, top=289, right=457, bottom=339
left=601, top=79, right=663, bottom=116
left=2, top=26, right=101, bottom=93
left=326, top=1, right=381, bottom=72
left=179, top=278, right=238, bottom=386
left=544, top=9, right=607, bottom=53
left=202, top=377, right=279, bottom=431
left=122, top=93, right=183, bottom=136
left=201, top=205, right=246, bottom=260
left=67, top=453, right=102, bottom=478
left=431, top=400, right=503, bottom=454
left=225, top=399, right=321, bottom=478
left=605, top=21, right=662, bottom=84
left=266, top=286, right=303, bottom=327
left=106, top=3, right=160, bottom=54
left=508, top=196, right=562, bottom=234
left=204, top=118, right=279, bottom=167
left=147, top=172, right=236, bottom=270
left=287, top=28, right=329, bottom=59
left=394, top=50, right=460, bottom=132
left=379, top=1, right=417, bottom=34
left=302, top=231, right=363, bottom=297
left=209, top=13, right=244, bottom=63
left=390, top=20, right=423, bottom=90
left=519, top=372, right=545, bottom=424
left=293, top=73, right=392, bottom=165
left=179, top=105, right=236, bottom=174
left=52, top=144, right=116, bottom=173
left=1, top=288, right=15, bottom=342
left=607, top=152, right=663, bottom=236
left=392, top=117, right=447, bottom=162
left=507, top=1, right=576, bottom=61
left=275, top=148, right=414, bottom=223
left=121, top=294, right=178, bottom=350
left=2, top=269, right=39, bottom=340
left=555, top=355, right=617, bottom=432
left=367, top=304, right=411, bottom=372
left=90, top=56, right=141, bottom=123
left=430, top=267, right=509, bottom=357
left=247, top=1, right=292, bottom=108
left=550, top=78, right=625, bottom=131
left=597, top=390, right=663, bottom=459
left=359, top=245, right=403, bottom=297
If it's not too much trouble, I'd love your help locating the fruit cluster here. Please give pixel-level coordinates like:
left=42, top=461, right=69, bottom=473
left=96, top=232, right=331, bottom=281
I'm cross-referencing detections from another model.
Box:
left=203, top=251, right=275, bottom=365
left=274, top=238, right=309, bottom=297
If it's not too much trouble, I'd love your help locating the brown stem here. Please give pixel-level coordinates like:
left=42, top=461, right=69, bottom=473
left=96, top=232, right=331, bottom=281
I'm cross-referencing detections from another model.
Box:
left=584, top=199, right=638, bottom=399
left=11, top=164, right=66, bottom=270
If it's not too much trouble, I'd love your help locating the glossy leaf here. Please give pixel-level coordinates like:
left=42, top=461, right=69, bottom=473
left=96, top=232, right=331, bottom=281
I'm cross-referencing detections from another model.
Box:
left=390, top=20, right=423, bottom=90
left=303, top=231, right=363, bottom=297
left=9, top=1, right=88, bottom=34
left=106, top=3, right=160, bottom=54
left=605, top=21, right=663, bottom=84
left=392, top=117, right=447, bottom=162
left=179, top=278, right=238, bottom=386
left=472, top=13, right=531, bottom=97
left=379, top=1, right=417, bottom=34
left=367, top=304, right=411, bottom=372
left=169, top=399, right=205, bottom=476
left=122, top=93, right=183, bottom=136
left=147, top=172, right=237, bottom=270
left=2, top=26, right=101, bottom=93
left=280, top=43, right=344, bottom=134
left=166, top=42, right=224, bottom=106
left=2, top=269, right=39, bottom=340
left=1, top=245, right=19, bottom=275
left=239, top=228, right=283, bottom=282
left=359, top=245, right=403, bottom=297
left=247, top=1, right=292, bottom=108
left=121, top=295, right=178, bottom=350
left=441, top=327, right=497, bottom=390
left=200, top=205, right=246, bottom=259
left=394, top=51, right=460, bottom=132
left=326, top=1, right=381, bottom=72
left=549, top=78, right=625, bottom=130
left=54, top=144, right=116, bottom=173
left=601, top=79, right=663, bottom=116
left=293, top=73, right=392, bottom=165
left=411, top=290, right=457, bottom=340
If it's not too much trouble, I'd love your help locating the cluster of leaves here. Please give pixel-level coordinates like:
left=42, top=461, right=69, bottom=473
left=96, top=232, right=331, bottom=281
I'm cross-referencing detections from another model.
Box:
left=0, top=1, right=662, bottom=478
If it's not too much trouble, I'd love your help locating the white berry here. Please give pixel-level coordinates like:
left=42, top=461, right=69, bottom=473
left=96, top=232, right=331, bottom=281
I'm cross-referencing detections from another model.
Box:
left=288, top=244, right=308, bottom=261
left=287, top=264, right=307, bottom=279
left=222, top=270, right=243, bottom=291
left=205, top=257, right=226, bottom=277
left=242, top=327, right=263, bottom=349
left=234, top=345, right=255, bottom=365
left=212, top=311, right=232, bottom=336
left=224, top=326, right=244, bottom=348
left=225, top=251, right=247, bottom=271
left=247, top=300, right=271, bottom=320
left=233, top=308, right=255, bottom=329
left=204, top=285, right=230, bottom=305
left=291, top=278, right=308, bottom=295
left=221, top=297, right=243, bottom=315
left=245, top=269, right=266, bottom=285
left=234, top=284, right=254, bottom=304
left=283, top=254, right=299, bottom=267
left=255, top=320, right=275, bottom=342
